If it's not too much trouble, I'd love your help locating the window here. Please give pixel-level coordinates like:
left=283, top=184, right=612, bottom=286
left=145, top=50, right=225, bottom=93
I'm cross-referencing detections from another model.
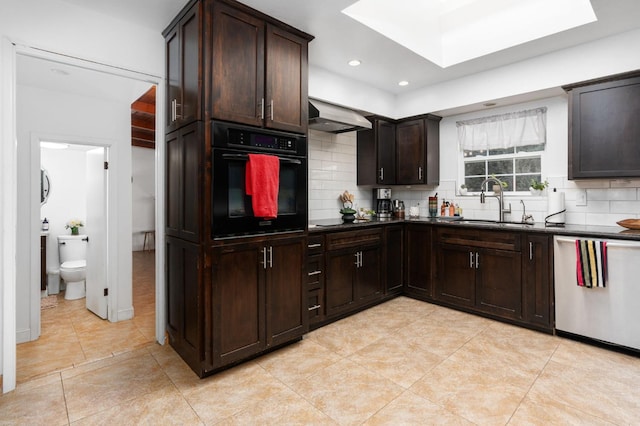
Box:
left=458, top=108, right=546, bottom=193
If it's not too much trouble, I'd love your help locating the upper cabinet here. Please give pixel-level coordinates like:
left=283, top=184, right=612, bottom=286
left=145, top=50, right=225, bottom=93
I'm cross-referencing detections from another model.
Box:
left=212, top=1, right=311, bottom=134
left=564, top=71, right=640, bottom=179
left=358, top=114, right=440, bottom=186
left=164, top=2, right=202, bottom=133
left=357, top=117, right=396, bottom=185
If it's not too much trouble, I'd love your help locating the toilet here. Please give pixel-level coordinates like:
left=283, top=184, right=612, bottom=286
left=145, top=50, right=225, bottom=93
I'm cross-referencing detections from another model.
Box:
left=57, top=235, right=88, bottom=300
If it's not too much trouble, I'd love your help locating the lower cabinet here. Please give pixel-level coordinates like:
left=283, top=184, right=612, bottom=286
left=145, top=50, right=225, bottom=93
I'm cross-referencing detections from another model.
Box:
left=307, top=235, right=325, bottom=327
left=324, top=228, right=382, bottom=319
left=384, top=225, right=404, bottom=294
left=210, top=234, right=306, bottom=369
left=434, top=226, right=553, bottom=332
left=405, top=224, right=434, bottom=298
left=167, top=233, right=306, bottom=377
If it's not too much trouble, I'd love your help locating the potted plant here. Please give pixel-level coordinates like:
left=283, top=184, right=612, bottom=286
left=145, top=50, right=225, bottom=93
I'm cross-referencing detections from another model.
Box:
left=459, top=184, right=468, bottom=195
left=489, top=175, right=508, bottom=193
left=529, top=178, right=549, bottom=196
left=65, top=219, right=84, bottom=235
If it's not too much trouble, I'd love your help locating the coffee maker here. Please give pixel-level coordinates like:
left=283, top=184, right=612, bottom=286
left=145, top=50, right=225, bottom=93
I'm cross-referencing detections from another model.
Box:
left=374, top=188, right=392, bottom=219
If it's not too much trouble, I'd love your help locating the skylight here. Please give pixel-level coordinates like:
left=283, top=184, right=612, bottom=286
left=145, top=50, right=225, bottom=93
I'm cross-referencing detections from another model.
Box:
left=342, top=0, right=597, bottom=68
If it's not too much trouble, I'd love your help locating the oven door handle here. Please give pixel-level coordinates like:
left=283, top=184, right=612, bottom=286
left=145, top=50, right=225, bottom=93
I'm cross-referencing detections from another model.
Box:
left=221, top=153, right=302, bottom=165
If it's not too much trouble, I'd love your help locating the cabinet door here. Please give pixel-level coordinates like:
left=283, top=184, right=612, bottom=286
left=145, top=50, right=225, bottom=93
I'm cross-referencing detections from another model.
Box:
left=476, top=248, right=522, bottom=320
left=569, top=75, right=640, bottom=179
left=266, top=237, right=307, bottom=346
left=325, top=250, right=356, bottom=317
left=523, top=234, right=553, bottom=329
left=405, top=225, right=433, bottom=298
left=377, top=120, right=396, bottom=184
left=265, top=24, right=308, bottom=133
left=166, top=237, right=202, bottom=371
left=384, top=225, right=404, bottom=294
left=396, top=119, right=425, bottom=184
left=165, top=3, right=200, bottom=132
left=212, top=2, right=265, bottom=127
left=355, top=245, right=382, bottom=303
left=211, top=243, right=265, bottom=367
left=165, top=123, right=201, bottom=242
left=435, top=244, right=476, bottom=307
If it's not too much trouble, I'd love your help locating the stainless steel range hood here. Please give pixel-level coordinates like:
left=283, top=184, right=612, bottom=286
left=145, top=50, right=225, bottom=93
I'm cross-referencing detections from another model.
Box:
left=308, top=99, right=372, bottom=133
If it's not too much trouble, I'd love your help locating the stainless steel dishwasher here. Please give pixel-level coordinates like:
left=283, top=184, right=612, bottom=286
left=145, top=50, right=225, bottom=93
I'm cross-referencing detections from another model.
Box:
left=554, top=235, right=640, bottom=351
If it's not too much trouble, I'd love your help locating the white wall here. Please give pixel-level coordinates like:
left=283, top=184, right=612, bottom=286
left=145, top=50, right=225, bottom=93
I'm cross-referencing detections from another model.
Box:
left=131, top=147, right=156, bottom=251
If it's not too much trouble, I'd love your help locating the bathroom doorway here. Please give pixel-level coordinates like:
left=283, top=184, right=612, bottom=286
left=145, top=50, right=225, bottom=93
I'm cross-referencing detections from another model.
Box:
left=10, top=49, right=163, bottom=385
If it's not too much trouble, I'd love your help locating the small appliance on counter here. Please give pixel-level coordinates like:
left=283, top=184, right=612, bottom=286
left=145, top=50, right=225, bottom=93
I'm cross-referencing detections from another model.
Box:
left=374, top=188, right=392, bottom=219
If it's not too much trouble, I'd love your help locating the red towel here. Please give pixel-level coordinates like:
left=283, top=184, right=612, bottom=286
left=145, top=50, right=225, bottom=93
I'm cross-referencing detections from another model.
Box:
left=245, top=153, right=280, bottom=219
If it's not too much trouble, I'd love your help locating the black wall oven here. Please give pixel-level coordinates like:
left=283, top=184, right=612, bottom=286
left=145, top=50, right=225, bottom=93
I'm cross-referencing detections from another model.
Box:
left=212, top=121, right=308, bottom=238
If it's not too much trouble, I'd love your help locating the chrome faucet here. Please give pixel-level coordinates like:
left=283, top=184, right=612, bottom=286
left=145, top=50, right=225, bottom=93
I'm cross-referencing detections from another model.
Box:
left=480, top=176, right=511, bottom=222
left=520, top=199, right=534, bottom=224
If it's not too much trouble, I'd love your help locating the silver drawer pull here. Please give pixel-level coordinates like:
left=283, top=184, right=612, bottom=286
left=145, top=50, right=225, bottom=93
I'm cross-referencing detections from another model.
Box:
left=308, top=243, right=322, bottom=248
left=308, top=270, right=322, bottom=276
left=308, top=304, right=321, bottom=311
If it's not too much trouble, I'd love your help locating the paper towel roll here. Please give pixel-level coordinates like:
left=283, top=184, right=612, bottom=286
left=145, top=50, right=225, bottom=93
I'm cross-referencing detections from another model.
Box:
left=546, top=189, right=565, bottom=225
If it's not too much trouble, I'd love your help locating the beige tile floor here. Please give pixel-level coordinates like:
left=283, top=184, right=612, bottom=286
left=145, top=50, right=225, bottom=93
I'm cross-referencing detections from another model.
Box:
left=3, top=255, right=640, bottom=424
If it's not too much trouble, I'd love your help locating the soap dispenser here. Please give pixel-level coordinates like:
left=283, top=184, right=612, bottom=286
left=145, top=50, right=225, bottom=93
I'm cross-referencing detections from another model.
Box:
left=42, top=218, right=49, bottom=231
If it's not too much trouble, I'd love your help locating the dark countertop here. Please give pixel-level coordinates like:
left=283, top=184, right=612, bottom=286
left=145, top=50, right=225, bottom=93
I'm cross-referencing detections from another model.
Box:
left=309, top=217, right=640, bottom=241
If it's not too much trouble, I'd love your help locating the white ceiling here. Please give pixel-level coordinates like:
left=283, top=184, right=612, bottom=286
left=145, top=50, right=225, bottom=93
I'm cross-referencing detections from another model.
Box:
left=20, top=0, right=640, bottom=102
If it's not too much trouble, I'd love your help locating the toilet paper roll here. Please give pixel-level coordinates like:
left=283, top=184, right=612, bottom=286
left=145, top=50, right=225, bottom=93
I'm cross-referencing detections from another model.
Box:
left=546, top=190, right=565, bottom=225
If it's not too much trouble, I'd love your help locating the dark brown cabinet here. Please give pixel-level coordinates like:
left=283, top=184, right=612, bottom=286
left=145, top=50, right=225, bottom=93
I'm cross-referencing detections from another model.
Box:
left=384, top=225, right=404, bottom=294
left=357, top=114, right=440, bottom=185
left=166, top=236, right=203, bottom=370
left=396, top=116, right=440, bottom=185
left=357, top=118, right=396, bottom=185
left=41, top=235, right=46, bottom=291
left=211, top=235, right=306, bottom=369
left=435, top=227, right=524, bottom=322
left=324, top=229, right=382, bottom=318
left=307, top=235, right=325, bottom=328
left=212, top=1, right=310, bottom=134
left=564, top=71, right=640, bottom=179
left=164, top=1, right=201, bottom=133
left=523, top=234, right=553, bottom=329
left=404, top=224, right=433, bottom=298
left=165, top=122, right=202, bottom=243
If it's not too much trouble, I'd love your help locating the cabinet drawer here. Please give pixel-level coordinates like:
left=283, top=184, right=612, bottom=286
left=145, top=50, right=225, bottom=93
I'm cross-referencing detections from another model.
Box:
left=307, top=254, right=323, bottom=291
left=436, top=227, right=521, bottom=252
left=308, top=288, right=324, bottom=323
left=307, top=235, right=324, bottom=255
left=325, top=228, right=382, bottom=251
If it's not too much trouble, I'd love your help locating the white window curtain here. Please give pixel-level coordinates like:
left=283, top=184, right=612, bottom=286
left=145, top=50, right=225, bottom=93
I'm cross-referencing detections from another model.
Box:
left=457, top=107, right=547, bottom=151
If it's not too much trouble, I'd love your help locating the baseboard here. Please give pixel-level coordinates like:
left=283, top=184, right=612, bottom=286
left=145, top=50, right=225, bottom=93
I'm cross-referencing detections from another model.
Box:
left=16, top=328, right=31, bottom=344
left=116, top=306, right=134, bottom=322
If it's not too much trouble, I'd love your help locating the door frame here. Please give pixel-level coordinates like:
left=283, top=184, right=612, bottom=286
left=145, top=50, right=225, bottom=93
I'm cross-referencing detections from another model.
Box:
left=1, top=41, right=166, bottom=393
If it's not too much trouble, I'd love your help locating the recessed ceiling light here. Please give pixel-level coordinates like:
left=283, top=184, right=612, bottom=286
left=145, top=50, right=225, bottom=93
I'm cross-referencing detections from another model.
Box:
left=50, top=68, right=70, bottom=76
left=343, top=0, right=597, bottom=68
left=40, top=141, right=69, bottom=150
left=348, top=59, right=362, bottom=67
left=398, top=80, right=409, bottom=86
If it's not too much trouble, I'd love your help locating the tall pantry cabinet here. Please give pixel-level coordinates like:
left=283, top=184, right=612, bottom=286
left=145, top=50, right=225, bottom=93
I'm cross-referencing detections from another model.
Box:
left=163, top=0, right=313, bottom=377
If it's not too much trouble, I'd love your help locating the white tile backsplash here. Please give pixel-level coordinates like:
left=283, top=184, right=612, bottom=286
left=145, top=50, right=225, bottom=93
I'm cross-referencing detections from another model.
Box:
left=308, top=97, right=640, bottom=226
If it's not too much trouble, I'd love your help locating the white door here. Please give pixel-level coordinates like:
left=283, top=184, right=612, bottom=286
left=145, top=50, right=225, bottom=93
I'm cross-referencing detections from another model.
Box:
left=85, top=147, right=108, bottom=319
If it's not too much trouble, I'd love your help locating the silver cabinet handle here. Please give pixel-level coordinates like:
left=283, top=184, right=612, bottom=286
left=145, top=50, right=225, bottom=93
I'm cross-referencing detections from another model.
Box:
left=259, top=98, right=265, bottom=119
left=359, top=251, right=363, bottom=268
left=308, top=243, right=321, bottom=248
left=354, top=252, right=360, bottom=267
left=270, top=99, right=274, bottom=120
left=418, top=166, right=423, bottom=180
left=308, top=270, right=321, bottom=276
left=530, top=241, right=535, bottom=260
left=475, top=252, right=479, bottom=269
left=469, top=251, right=474, bottom=268
left=308, top=304, right=321, bottom=311
left=268, top=246, right=273, bottom=268
left=379, top=168, right=384, bottom=181
left=262, top=247, right=267, bottom=269
left=171, top=99, right=177, bottom=122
